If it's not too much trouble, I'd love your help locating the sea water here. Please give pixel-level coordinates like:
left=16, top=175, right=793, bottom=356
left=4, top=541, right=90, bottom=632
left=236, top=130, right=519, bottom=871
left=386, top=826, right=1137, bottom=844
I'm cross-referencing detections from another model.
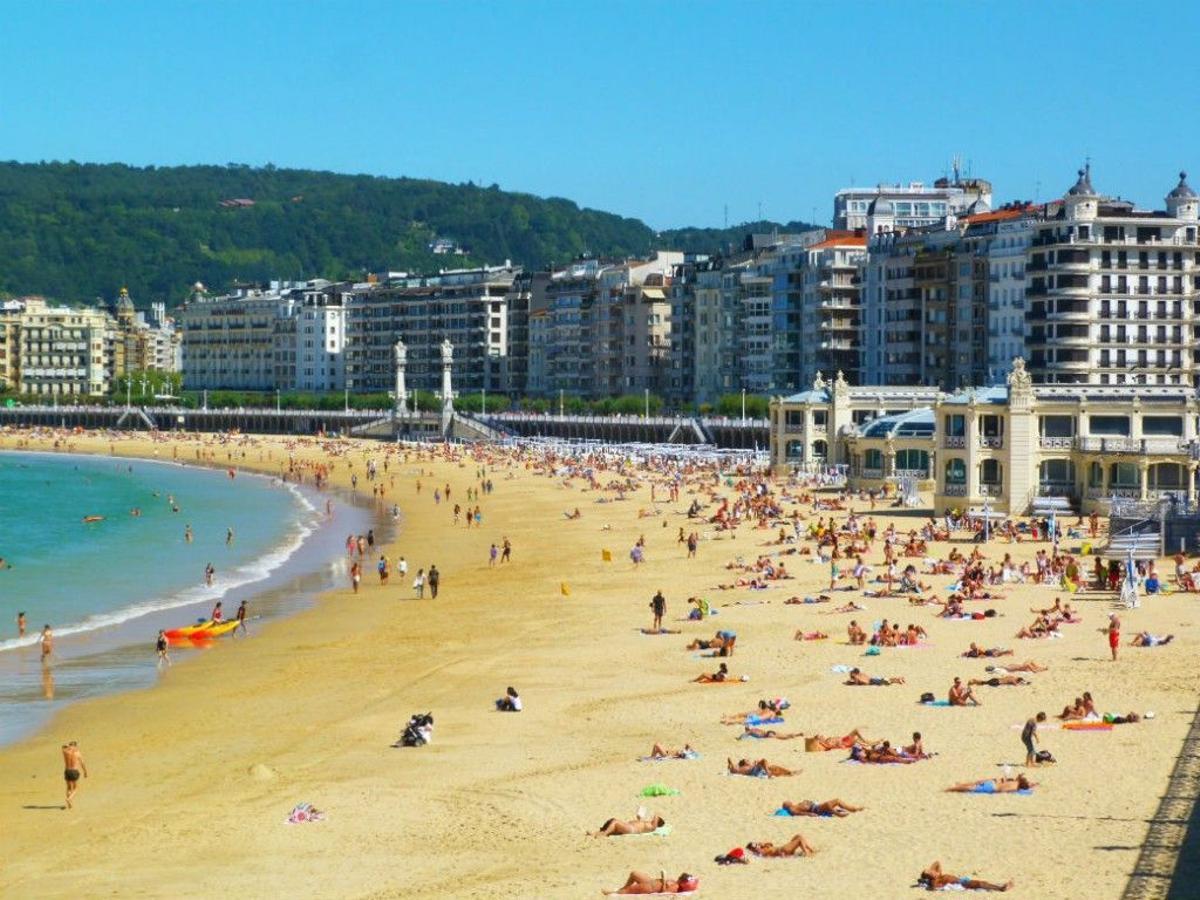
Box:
left=0, top=451, right=371, bottom=745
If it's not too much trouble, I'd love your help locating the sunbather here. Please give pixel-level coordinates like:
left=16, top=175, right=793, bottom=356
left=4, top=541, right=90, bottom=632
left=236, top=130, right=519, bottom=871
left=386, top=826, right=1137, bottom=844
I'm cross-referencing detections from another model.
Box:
left=591, top=812, right=667, bottom=837
left=806, top=729, right=876, bottom=751
left=969, top=675, right=1030, bottom=687
left=990, top=660, right=1047, bottom=673
left=846, top=667, right=905, bottom=686
left=1132, top=632, right=1174, bottom=647
left=745, top=833, right=816, bottom=857
left=963, top=642, right=1013, bottom=658
left=741, top=726, right=805, bottom=740
left=727, top=757, right=796, bottom=777
left=948, top=677, right=980, bottom=706
left=648, top=743, right=696, bottom=760
left=917, top=861, right=1011, bottom=892
left=946, top=775, right=1035, bottom=793
left=780, top=798, right=863, bottom=817
left=603, top=871, right=698, bottom=895
left=693, top=663, right=730, bottom=683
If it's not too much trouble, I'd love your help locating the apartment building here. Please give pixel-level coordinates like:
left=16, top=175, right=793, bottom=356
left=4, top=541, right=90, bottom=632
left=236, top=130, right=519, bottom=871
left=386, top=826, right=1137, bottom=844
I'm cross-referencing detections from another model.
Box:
left=17, top=298, right=114, bottom=396
left=834, top=175, right=991, bottom=232
left=343, top=265, right=517, bottom=396
left=799, top=232, right=867, bottom=385
left=178, top=282, right=302, bottom=390
left=0, top=301, right=20, bottom=390
left=1026, top=167, right=1200, bottom=386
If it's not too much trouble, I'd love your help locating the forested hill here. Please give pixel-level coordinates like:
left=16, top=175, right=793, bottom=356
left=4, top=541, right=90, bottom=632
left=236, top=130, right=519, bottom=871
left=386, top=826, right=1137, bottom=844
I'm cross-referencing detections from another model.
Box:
left=0, top=161, right=815, bottom=305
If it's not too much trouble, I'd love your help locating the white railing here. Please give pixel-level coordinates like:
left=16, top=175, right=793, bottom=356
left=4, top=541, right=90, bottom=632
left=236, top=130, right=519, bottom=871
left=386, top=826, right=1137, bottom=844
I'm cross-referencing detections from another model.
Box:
left=944, top=435, right=966, bottom=448
left=1040, top=436, right=1074, bottom=450
left=980, top=483, right=1003, bottom=496
left=1075, top=436, right=1185, bottom=454
left=943, top=484, right=968, bottom=496
left=895, top=468, right=929, bottom=480
left=980, top=436, right=1004, bottom=449
left=861, top=467, right=884, bottom=479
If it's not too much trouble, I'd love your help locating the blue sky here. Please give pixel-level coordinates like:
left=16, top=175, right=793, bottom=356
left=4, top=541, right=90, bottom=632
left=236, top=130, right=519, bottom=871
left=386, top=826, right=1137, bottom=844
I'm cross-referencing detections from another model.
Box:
left=1, top=0, right=1197, bottom=229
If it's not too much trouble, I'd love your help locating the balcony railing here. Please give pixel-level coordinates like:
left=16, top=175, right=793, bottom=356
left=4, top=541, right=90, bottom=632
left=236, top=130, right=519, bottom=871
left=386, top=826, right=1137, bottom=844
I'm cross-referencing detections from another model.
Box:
left=861, top=467, right=883, bottom=479
left=1075, top=436, right=1186, bottom=454
left=943, top=484, right=968, bottom=497
left=944, top=435, right=966, bottom=448
left=980, top=436, right=1004, bottom=449
left=1039, top=436, right=1074, bottom=450
left=980, top=483, right=1003, bottom=496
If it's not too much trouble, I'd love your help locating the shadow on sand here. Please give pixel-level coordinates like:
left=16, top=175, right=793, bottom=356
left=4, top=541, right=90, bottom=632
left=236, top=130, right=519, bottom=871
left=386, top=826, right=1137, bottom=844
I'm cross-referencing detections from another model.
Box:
left=1122, top=703, right=1200, bottom=899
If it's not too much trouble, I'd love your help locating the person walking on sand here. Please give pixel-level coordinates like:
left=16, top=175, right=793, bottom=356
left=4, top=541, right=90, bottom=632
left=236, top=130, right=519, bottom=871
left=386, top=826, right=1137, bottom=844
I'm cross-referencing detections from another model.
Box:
left=350, top=560, right=361, bottom=594
left=235, top=600, right=248, bottom=636
left=413, top=568, right=425, bottom=599
left=156, top=630, right=171, bottom=667
left=650, top=590, right=666, bottom=631
left=1023, top=711, right=1046, bottom=767
left=489, top=543, right=498, bottom=567
left=501, top=537, right=511, bottom=563
left=397, top=556, right=408, bottom=579
left=62, top=741, right=87, bottom=809
left=378, top=554, right=390, bottom=585
left=428, top=565, right=440, bottom=599
left=1108, top=613, right=1121, bottom=662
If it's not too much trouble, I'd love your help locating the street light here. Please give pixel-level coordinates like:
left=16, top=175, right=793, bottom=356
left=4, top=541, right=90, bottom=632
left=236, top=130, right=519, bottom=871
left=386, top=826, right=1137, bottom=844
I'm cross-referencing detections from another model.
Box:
left=125, top=377, right=131, bottom=410
left=344, top=386, right=349, bottom=412
left=276, top=389, right=281, bottom=413
left=644, top=388, right=649, bottom=419
left=741, top=388, right=746, bottom=423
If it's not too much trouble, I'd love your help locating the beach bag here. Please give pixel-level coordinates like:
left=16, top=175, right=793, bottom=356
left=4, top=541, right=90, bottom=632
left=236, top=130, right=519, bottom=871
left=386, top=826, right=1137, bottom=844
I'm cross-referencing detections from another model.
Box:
left=1036, top=750, right=1055, bottom=764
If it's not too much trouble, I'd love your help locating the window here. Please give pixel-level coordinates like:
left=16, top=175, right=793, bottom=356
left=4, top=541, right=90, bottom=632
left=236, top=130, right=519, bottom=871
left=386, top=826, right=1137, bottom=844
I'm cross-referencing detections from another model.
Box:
left=981, top=459, right=1002, bottom=485
left=945, top=458, right=966, bottom=485
left=864, top=448, right=883, bottom=470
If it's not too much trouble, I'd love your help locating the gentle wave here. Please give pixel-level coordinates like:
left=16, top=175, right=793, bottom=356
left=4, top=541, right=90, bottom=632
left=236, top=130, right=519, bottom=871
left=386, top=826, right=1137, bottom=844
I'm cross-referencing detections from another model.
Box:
left=0, top=474, right=326, bottom=653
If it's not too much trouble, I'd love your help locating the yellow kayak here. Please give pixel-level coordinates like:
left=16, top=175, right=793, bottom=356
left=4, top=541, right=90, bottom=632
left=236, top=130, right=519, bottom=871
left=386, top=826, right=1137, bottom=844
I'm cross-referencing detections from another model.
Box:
left=165, top=620, right=214, bottom=639
left=189, top=620, right=239, bottom=640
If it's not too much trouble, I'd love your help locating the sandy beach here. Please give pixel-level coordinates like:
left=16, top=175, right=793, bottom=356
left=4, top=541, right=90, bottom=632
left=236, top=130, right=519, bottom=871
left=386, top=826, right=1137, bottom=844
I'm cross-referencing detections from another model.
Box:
left=0, top=430, right=1197, bottom=899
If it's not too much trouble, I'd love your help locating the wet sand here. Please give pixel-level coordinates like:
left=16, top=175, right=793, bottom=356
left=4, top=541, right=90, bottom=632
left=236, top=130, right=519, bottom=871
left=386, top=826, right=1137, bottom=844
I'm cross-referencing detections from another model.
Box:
left=0, top=430, right=1196, bottom=898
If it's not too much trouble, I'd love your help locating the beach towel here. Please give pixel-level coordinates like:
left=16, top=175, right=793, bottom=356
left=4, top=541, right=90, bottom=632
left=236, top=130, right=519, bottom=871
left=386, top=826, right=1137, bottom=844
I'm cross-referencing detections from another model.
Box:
left=1062, top=721, right=1113, bottom=731
left=601, top=549, right=612, bottom=562
left=966, top=781, right=1033, bottom=795
left=919, top=700, right=954, bottom=707
left=830, top=664, right=852, bottom=673
left=284, top=802, right=325, bottom=825
left=560, top=582, right=571, bottom=596
left=744, top=715, right=785, bottom=727
left=774, top=807, right=833, bottom=817
left=639, top=784, right=681, bottom=797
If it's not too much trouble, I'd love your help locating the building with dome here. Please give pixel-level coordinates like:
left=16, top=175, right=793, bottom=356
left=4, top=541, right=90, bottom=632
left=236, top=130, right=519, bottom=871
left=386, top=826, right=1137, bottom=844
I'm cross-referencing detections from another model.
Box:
left=1026, top=167, right=1200, bottom=387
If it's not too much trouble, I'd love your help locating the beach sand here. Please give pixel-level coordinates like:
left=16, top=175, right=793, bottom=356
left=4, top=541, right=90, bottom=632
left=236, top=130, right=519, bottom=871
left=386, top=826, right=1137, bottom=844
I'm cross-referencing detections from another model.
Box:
left=0, top=431, right=1196, bottom=898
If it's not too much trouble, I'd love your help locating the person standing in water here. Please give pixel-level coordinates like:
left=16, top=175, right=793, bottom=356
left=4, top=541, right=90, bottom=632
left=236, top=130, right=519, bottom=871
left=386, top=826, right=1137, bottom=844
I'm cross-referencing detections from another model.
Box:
left=156, top=630, right=171, bottom=667
left=17, top=611, right=26, bottom=637
left=184, top=524, right=193, bottom=543
left=226, top=527, right=235, bottom=546
left=62, top=741, right=87, bottom=809
left=204, top=563, right=215, bottom=586
left=40, top=625, right=53, bottom=662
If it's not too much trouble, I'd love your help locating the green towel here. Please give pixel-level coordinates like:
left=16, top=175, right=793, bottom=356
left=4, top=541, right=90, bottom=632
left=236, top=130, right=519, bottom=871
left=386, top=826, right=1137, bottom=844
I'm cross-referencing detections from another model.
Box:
left=639, top=784, right=681, bottom=797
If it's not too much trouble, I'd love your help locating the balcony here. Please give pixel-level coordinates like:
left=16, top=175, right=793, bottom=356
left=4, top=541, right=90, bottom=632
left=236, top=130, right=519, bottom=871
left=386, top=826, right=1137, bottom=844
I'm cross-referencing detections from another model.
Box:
left=980, top=483, right=1004, bottom=497
left=944, top=435, right=967, bottom=448
left=1074, top=436, right=1185, bottom=454
left=1039, top=436, right=1074, bottom=450
left=979, top=436, right=1004, bottom=449
left=943, top=484, right=968, bottom=497
left=861, top=467, right=884, bottom=479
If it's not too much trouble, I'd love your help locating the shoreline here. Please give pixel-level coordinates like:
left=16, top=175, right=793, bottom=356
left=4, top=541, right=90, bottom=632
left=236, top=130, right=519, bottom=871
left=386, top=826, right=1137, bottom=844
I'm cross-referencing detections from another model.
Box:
left=0, top=440, right=388, bottom=748
left=0, top=430, right=1195, bottom=898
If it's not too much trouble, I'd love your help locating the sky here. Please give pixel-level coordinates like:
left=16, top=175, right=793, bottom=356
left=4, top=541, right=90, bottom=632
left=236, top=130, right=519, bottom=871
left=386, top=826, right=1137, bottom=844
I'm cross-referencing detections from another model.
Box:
left=2, top=0, right=1199, bottom=230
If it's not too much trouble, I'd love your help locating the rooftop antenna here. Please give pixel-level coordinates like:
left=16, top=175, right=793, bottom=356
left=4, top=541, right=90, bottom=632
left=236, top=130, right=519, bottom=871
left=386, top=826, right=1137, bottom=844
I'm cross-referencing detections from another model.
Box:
left=952, top=154, right=962, bottom=185
left=758, top=200, right=763, bottom=222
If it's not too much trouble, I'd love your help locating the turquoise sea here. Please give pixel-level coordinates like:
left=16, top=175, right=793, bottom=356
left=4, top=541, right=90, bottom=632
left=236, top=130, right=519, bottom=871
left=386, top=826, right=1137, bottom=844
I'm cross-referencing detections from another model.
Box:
left=0, top=451, right=370, bottom=745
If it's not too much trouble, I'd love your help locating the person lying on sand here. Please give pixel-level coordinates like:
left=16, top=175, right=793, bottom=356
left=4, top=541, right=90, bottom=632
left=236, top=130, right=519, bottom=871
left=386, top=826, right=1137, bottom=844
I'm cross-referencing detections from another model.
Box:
left=745, top=834, right=816, bottom=857
left=649, top=743, right=697, bottom=760
left=917, top=861, right=1012, bottom=892
left=727, top=757, right=796, bottom=777
left=591, top=812, right=666, bottom=837
left=963, top=642, right=1013, bottom=658
left=846, top=667, right=905, bottom=686
left=1132, top=632, right=1174, bottom=647
left=806, top=729, right=877, bottom=751
left=988, top=660, right=1047, bottom=673
left=948, top=677, right=981, bottom=705
left=693, top=663, right=732, bottom=683
left=603, top=871, right=698, bottom=895
left=848, top=742, right=917, bottom=764
left=780, top=798, right=863, bottom=817
left=720, top=700, right=788, bottom=724
left=969, top=675, right=1030, bottom=687
left=784, top=594, right=830, bottom=605
left=947, top=775, right=1035, bottom=794
left=823, top=600, right=865, bottom=613
left=793, top=630, right=829, bottom=641
left=741, top=726, right=805, bottom=740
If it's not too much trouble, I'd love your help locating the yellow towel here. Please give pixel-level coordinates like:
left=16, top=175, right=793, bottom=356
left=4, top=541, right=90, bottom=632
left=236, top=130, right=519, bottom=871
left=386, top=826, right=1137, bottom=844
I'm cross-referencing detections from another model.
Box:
left=560, top=582, right=571, bottom=596
left=601, top=549, right=612, bottom=562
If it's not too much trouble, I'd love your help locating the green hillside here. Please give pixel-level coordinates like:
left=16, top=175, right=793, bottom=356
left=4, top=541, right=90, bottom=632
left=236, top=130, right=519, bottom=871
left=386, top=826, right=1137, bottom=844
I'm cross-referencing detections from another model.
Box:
left=0, top=161, right=815, bottom=305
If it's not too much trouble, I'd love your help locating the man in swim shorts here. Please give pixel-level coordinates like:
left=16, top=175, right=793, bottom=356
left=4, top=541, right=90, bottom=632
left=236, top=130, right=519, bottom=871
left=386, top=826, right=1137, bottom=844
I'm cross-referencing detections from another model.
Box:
left=62, top=741, right=87, bottom=809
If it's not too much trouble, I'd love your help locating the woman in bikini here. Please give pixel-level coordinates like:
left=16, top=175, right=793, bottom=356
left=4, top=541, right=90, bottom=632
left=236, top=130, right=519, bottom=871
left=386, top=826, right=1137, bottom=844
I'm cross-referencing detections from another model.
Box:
left=745, top=833, right=816, bottom=857
left=727, top=757, right=796, bottom=777
left=603, top=871, right=698, bottom=895
left=780, top=798, right=863, bottom=817
left=590, top=813, right=666, bottom=837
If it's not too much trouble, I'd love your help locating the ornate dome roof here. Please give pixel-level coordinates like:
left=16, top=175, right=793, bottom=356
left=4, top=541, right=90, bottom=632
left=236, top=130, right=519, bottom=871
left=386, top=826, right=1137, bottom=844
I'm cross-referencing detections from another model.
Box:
left=1066, top=164, right=1097, bottom=198
left=1167, top=171, right=1197, bottom=200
